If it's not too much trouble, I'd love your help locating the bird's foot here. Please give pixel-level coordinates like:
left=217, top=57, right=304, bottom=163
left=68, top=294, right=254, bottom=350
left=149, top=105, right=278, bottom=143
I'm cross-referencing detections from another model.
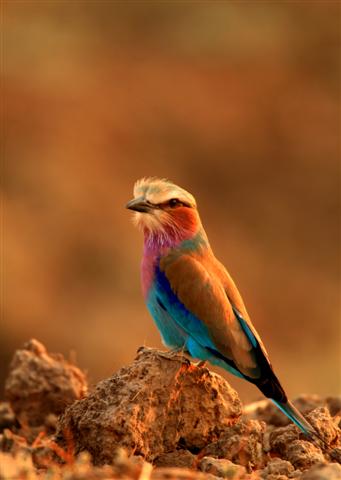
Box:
left=170, top=346, right=184, bottom=353
left=160, top=347, right=185, bottom=358
left=158, top=346, right=188, bottom=362
left=196, top=360, right=207, bottom=368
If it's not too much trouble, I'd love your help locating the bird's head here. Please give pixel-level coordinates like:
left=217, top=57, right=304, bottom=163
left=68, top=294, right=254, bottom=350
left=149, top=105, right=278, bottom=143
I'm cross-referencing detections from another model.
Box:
left=126, top=177, right=203, bottom=247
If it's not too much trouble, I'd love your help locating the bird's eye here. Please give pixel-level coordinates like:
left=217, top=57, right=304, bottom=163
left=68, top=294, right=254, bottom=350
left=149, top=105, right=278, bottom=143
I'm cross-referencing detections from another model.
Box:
left=169, top=198, right=181, bottom=208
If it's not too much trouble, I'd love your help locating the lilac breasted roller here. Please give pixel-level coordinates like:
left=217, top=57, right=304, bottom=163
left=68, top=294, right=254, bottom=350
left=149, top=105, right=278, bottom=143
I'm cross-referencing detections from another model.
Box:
left=126, top=177, right=319, bottom=439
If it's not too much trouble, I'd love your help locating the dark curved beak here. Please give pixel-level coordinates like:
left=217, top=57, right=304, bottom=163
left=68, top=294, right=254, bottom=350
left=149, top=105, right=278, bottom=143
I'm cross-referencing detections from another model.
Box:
left=126, top=198, right=153, bottom=213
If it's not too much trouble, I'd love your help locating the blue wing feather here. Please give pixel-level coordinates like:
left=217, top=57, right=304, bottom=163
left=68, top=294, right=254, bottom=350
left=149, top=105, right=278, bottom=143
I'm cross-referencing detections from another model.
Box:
left=153, top=265, right=288, bottom=401
left=149, top=265, right=245, bottom=379
left=154, top=266, right=216, bottom=350
left=232, top=306, right=258, bottom=348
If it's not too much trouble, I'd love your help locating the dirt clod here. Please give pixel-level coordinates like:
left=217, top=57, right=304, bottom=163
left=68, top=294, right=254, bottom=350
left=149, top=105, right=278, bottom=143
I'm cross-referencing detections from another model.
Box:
left=245, top=395, right=341, bottom=429
left=56, top=347, right=242, bottom=464
left=151, top=467, right=218, bottom=480
left=0, top=402, right=16, bottom=431
left=199, top=456, right=246, bottom=478
left=154, top=449, right=196, bottom=469
left=285, top=441, right=325, bottom=470
left=4, top=339, right=87, bottom=427
left=300, top=462, right=341, bottom=479
left=260, top=458, right=296, bottom=479
left=305, top=407, right=340, bottom=446
left=201, top=418, right=266, bottom=470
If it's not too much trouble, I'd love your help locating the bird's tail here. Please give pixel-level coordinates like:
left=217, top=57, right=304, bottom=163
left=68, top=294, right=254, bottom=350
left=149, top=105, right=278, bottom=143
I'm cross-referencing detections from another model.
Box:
left=272, top=398, right=340, bottom=462
left=271, top=399, right=318, bottom=439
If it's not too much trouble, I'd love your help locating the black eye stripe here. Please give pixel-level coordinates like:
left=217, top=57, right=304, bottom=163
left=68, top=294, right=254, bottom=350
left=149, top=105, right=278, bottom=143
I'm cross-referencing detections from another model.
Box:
left=158, top=198, right=191, bottom=208
left=147, top=198, right=192, bottom=209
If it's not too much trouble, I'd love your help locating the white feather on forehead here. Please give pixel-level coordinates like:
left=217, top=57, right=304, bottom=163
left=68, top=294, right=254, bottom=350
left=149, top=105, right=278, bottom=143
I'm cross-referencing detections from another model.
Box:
left=133, top=177, right=196, bottom=207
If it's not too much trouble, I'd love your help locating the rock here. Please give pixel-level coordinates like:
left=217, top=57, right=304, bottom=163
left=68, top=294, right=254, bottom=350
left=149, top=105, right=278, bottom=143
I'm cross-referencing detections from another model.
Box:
left=326, top=397, right=341, bottom=417
left=268, top=406, right=341, bottom=471
left=154, top=450, right=196, bottom=468
left=199, top=456, right=246, bottom=478
left=201, top=418, right=265, bottom=470
left=244, top=395, right=341, bottom=428
left=110, top=448, right=153, bottom=479
left=0, top=428, right=29, bottom=455
left=329, top=447, right=341, bottom=463
left=151, top=467, right=219, bottom=480
left=56, top=347, right=242, bottom=465
left=305, top=407, right=340, bottom=446
left=0, top=451, right=35, bottom=479
left=285, top=441, right=325, bottom=470
left=4, top=339, right=87, bottom=427
left=244, top=399, right=290, bottom=428
left=269, top=424, right=327, bottom=470
left=44, top=413, right=59, bottom=434
left=0, top=403, right=16, bottom=431
left=1, top=448, right=154, bottom=480
left=269, top=425, right=300, bottom=455
left=261, top=458, right=295, bottom=478
left=301, top=462, right=341, bottom=479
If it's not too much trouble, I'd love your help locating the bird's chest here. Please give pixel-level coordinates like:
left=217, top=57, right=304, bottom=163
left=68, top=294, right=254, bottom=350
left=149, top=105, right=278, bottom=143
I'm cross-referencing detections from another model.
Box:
left=141, top=245, right=173, bottom=297
left=141, top=251, right=162, bottom=298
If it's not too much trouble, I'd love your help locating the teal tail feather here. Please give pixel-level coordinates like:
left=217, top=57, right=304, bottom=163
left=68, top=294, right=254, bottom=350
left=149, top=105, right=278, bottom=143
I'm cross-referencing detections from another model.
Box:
left=271, top=399, right=338, bottom=458
left=271, top=399, right=318, bottom=439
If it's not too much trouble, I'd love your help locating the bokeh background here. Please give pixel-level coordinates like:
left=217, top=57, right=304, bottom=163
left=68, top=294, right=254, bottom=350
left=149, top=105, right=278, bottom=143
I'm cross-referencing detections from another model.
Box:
left=2, top=2, right=340, bottom=403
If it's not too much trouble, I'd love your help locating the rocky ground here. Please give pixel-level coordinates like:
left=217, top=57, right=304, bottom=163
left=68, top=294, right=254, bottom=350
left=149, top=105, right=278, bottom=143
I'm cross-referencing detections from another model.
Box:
left=0, top=340, right=340, bottom=479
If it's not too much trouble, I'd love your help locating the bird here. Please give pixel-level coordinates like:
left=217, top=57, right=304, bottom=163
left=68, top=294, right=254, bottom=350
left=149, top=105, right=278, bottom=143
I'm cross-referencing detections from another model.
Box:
left=126, top=176, right=319, bottom=440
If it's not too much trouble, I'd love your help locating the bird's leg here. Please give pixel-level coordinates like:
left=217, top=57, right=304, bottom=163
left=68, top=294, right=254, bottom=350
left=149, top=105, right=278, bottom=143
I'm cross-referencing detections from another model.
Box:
left=169, top=346, right=186, bottom=355
left=158, top=345, right=188, bottom=361
left=196, top=360, right=207, bottom=368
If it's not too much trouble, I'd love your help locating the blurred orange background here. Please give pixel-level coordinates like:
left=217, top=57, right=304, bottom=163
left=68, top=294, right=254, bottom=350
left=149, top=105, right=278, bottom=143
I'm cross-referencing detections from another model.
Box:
left=2, top=2, right=340, bottom=403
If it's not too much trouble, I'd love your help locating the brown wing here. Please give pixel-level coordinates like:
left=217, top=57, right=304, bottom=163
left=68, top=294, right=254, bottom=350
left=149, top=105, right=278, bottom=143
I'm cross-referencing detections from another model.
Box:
left=159, top=252, right=261, bottom=378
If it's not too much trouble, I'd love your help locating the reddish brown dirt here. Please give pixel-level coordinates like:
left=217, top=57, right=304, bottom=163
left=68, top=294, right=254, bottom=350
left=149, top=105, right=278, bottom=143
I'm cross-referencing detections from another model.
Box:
left=0, top=340, right=340, bottom=479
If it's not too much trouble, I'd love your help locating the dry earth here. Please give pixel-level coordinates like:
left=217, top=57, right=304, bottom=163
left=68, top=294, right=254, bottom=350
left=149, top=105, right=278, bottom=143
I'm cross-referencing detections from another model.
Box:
left=0, top=340, right=340, bottom=479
